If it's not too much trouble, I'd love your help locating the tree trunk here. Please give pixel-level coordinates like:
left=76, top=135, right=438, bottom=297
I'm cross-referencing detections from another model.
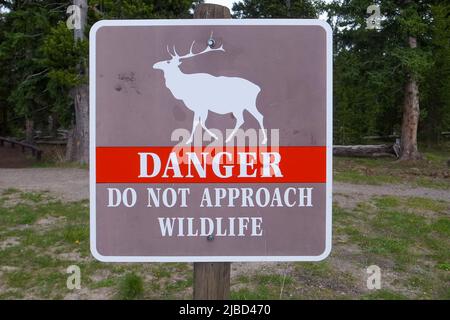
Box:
left=25, top=118, right=34, bottom=144
left=0, top=105, right=6, bottom=136
left=400, top=36, right=422, bottom=161
left=66, top=84, right=89, bottom=163
left=66, top=0, right=89, bottom=164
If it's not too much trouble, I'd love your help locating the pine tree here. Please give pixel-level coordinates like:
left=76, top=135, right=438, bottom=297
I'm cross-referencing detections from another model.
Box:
left=329, top=0, right=442, bottom=159
left=0, top=0, right=200, bottom=162
left=233, top=0, right=320, bottom=18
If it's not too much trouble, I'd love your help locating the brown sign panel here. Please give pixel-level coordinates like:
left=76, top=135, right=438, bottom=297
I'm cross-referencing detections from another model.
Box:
left=90, top=20, right=332, bottom=262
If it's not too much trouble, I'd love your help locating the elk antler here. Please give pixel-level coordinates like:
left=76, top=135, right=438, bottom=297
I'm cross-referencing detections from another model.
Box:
left=173, top=46, right=180, bottom=57
left=175, top=41, right=225, bottom=60
left=167, top=45, right=175, bottom=58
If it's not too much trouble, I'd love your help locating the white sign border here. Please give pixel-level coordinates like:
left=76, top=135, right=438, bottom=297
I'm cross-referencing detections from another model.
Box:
left=89, top=19, right=333, bottom=262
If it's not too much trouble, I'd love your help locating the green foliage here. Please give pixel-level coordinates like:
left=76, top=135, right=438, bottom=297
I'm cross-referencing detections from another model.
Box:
left=0, top=1, right=70, bottom=134
left=0, top=0, right=199, bottom=136
left=329, top=0, right=450, bottom=145
left=231, top=273, right=294, bottom=300
left=117, top=272, right=144, bottom=300
left=89, top=0, right=199, bottom=19
left=41, top=22, right=87, bottom=126
left=2, top=188, right=20, bottom=196
left=0, top=0, right=449, bottom=146
left=362, top=289, right=408, bottom=300
left=233, top=0, right=320, bottom=18
left=421, top=4, right=450, bottom=143
left=436, top=263, right=450, bottom=271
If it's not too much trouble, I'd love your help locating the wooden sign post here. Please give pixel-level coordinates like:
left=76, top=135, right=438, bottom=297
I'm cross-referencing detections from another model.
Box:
left=193, top=3, right=232, bottom=301
left=194, top=261, right=230, bottom=299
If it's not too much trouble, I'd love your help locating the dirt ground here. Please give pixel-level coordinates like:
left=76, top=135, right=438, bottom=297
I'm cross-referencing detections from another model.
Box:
left=0, top=147, right=36, bottom=168
left=0, top=168, right=448, bottom=203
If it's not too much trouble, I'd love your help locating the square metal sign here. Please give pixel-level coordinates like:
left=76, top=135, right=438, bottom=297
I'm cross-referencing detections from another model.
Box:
left=90, top=19, right=332, bottom=262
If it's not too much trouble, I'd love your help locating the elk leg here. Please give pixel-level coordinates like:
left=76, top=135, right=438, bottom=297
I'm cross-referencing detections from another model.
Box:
left=226, top=112, right=244, bottom=143
left=186, top=115, right=200, bottom=144
left=248, top=107, right=267, bottom=144
left=200, top=116, right=218, bottom=140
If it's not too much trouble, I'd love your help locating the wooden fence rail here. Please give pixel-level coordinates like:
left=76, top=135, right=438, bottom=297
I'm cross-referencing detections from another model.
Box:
left=0, top=136, right=43, bottom=160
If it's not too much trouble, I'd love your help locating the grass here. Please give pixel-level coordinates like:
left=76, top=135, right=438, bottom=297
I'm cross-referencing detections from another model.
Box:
left=117, top=273, right=144, bottom=300
left=0, top=204, right=42, bottom=225
left=231, top=273, right=294, bottom=300
left=406, top=197, right=448, bottom=212
left=345, top=195, right=448, bottom=295
left=19, top=192, right=48, bottom=203
left=362, top=289, right=408, bottom=300
left=346, top=196, right=449, bottom=265
left=31, top=161, right=88, bottom=170
left=2, top=188, right=20, bottom=196
left=372, top=196, right=401, bottom=209
left=295, top=261, right=332, bottom=277
left=0, top=190, right=196, bottom=299
left=232, top=287, right=273, bottom=300
left=90, top=278, right=116, bottom=289
left=334, top=149, right=450, bottom=190
left=5, top=270, right=33, bottom=288
left=0, top=154, right=449, bottom=300
left=334, top=171, right=402, bottom=185
left=436, top=263, right=450, bottom=271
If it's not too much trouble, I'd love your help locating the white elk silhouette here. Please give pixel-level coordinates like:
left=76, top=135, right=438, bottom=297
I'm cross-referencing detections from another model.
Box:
left=153, top=41, right=267, bottom=144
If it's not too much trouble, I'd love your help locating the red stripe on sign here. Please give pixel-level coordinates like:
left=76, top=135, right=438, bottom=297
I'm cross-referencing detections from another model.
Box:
left=96, top=146, right=327, bottom=183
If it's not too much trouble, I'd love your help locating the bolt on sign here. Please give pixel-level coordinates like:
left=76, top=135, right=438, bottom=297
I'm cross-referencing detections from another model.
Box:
left=90, top=19, right=332, bottom=262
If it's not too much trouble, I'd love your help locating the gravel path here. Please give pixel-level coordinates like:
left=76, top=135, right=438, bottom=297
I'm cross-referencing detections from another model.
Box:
left=335, top=181, right=450, bottom=201
left=334, top=181, right=449, bottom=209
left=0, top=168, right=449, bottom=203
left=0, top=168, right=89, bottom=201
